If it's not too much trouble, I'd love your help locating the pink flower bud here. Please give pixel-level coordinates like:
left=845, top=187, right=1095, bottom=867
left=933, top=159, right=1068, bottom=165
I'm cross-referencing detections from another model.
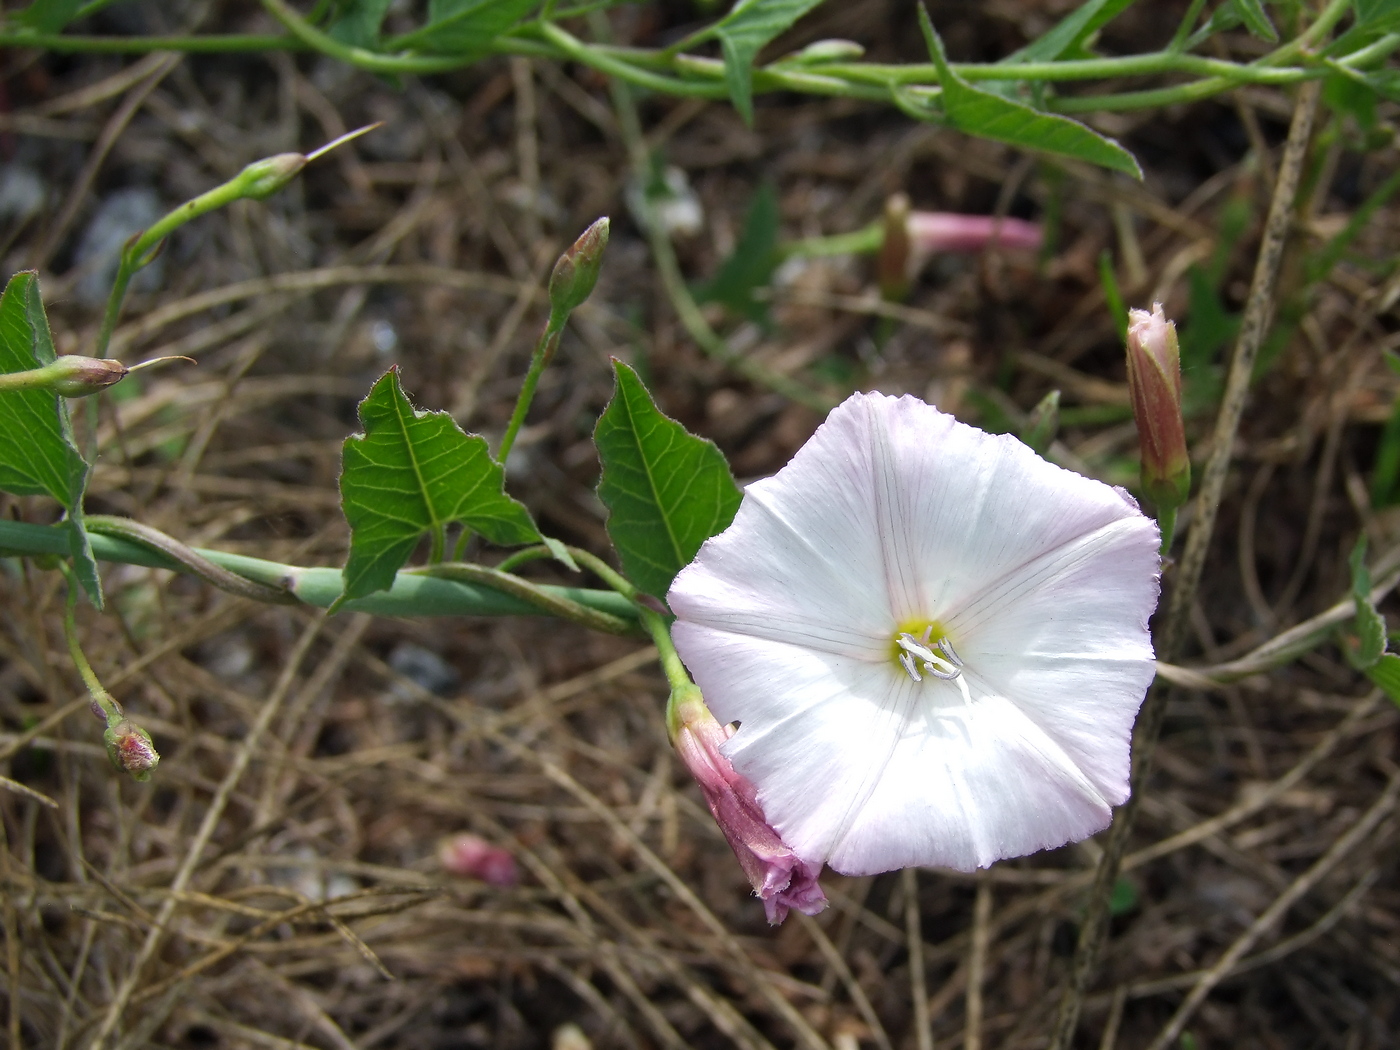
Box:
left=906, top=211, right=1043, bottom=259
left=877, top=193, right=912, bottom=302
left=1126, top=303, right=1190, bottom=510
left=670, top=692, right=827, bottom=924
left=439, top=833, right=519, bottom=887
left=46, top=355, right=128, bottom=398
left=104, top=720, right=158, bottom=781
left=549, top=217, right=609, bottom=318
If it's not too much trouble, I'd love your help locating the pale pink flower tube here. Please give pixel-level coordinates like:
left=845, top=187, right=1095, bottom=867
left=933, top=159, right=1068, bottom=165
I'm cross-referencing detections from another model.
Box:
left=907, top=211, right=1043, bottom=256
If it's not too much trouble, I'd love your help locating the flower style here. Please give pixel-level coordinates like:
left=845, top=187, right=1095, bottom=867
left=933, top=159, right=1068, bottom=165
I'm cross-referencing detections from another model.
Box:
left=667, top=393, right=1160, bottom=877
left=670, top=688, right=827, bottom=923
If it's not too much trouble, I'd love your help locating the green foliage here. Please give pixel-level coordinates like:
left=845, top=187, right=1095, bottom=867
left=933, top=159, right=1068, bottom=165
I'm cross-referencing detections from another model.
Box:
left=1347, top=538, right=1387, bottom=663
left=18, top=0, right=82, bottom=32
left=1003, top=0, right=1138, bottom=64
left=918, top=9, right=1142, bottom=179
left=397, top=0, right=539, bottom=54
left=712, top=0, right=826, bottom=125
left=1108, top=875, right=1139, bottom=916
left=1097, top=250, right=1128, bottom=342
left=1369, top=352, right=1400, bottom=507
left=1304, top=169, right=1400, bottom=285
left=327, top=0, right=395, bottom=48
left=695, top=181, right=780, bottom=324
left=594, top=360, right=742, bottom=600
left=339, top=369, right=540, bottom=603
left=1365, top=653, right=1400, bottom=707
left=1353, top=0, right=1400, bottom=30
left=0, top=272, right=100, bottom=605
left=1229, top=0, right=1279, bottom=42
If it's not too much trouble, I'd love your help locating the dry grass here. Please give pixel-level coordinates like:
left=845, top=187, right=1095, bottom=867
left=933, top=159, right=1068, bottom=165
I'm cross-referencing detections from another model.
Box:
left=2, top=3, right=1399, bottom=1049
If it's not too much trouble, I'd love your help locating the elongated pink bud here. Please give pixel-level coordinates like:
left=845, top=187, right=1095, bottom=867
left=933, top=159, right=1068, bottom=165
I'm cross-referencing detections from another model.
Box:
left=439, top=833, right=519, bottom=886
left=907, top=212, right=1043, bottom=256
left=1126, top=303, right=1190, bottom=510
left=670, top=691, right=827, bottom=923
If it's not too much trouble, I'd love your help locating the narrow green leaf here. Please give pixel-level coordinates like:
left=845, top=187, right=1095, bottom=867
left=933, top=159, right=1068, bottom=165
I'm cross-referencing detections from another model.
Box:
left=1229, top=0, right=1278, bottom=42
left=1002, top=0, right=1138, bottom=64
left=399, top=0, right=538, bottom=54
left=19, top=0, right=83, bottom=32
left=1348, top=537, right=1387, bottom=669
left=1354, top=0, right=1400, bottom=28
left=327, top=0, right=396, bottom=48
left=1098, top=250, right=1128, bottom=342
left=918, top=9, right=1142, bottom=179
left=0, top=272, right=100, bottom=605
left=595, top=360, right=742, bottom=600
left=714, top=0, right=826, bottom=125
left=695, top=181, right=780, bottom=324
left=1365, top=652, right=1400, bottom=706
left=339, top=369, right=540, bottom=603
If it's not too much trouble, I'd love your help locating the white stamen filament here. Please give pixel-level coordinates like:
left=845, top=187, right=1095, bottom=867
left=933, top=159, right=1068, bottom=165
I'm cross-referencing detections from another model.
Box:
left=896, top=632, right=964, bottom=684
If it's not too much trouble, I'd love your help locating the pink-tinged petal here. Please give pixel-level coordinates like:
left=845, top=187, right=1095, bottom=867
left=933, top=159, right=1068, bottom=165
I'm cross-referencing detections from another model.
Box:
left=907, top=212, right=1043, bottom=256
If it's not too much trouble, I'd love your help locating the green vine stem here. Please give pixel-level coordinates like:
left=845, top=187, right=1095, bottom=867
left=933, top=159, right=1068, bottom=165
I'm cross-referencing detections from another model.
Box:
left=1046, top=78, right=1324, bottom=1050
left=416, top=562, right=639, bottom=636
left=0, top=519, right=637, bottom=624
left=0, top=0, right=1366, bottom=122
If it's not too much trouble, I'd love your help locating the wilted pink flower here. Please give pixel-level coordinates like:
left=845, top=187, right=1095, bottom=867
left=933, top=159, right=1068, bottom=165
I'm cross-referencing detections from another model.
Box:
left=670, top=690, right=827, bottom=923
left=907, top=211, right=1042, bottom=259
left=439, top=834, right=519, bottom=887
left=1126, top=303, right=1190, bottom=510
left=669, top=392, right=1159, bottom=876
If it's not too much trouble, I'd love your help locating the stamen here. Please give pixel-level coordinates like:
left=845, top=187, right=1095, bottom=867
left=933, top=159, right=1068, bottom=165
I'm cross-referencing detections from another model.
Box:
left=935, top=637, right=962, bottom=667
left=898, top=651, right=922, bottom=682
left=896, top=631, right=965, bottom=683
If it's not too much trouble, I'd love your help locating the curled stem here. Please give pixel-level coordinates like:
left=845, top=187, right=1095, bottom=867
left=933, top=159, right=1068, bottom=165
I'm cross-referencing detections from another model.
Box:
left=416, top=562, right=639, bottom=636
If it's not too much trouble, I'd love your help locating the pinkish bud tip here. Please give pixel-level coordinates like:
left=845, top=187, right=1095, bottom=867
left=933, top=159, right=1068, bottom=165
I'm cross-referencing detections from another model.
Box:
left=49, top=356, right=128, bottom=398
left=439, top=834, right=520, bottom=887
left=1126, top=302, right=1190, bottom=510
left=907, top=212, right=1043, bottom=257
left=672, top=693, right=827, bottom=924
left=104, top=720, right=159, bottom=781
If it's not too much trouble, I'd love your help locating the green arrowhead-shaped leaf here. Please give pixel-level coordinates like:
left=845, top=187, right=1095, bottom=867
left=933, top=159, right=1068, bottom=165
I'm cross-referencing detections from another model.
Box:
left=1366, top=652, right=1400, bottom=707
left=1347, top=537, right=1388, bottom=669
left=0, top=271, right=100, bottom=605
left=1229, top=0, right=1278, bottom=42
left=398, top=0, right=538, bottom=53
left=919, top=8, right=1141, bottom=179
left=714, top=0, right=826, bottom=125
left=327, top=0, right=396, bottom=47
left=595, top=361, right=742, bottom=601
left=20, top=0, right=84, bottom=32
left=339, top=369, right=540, bottom=602
left=1002, top=0, right=1137, bottom=64
left=695, top=181, right=780, bottom=324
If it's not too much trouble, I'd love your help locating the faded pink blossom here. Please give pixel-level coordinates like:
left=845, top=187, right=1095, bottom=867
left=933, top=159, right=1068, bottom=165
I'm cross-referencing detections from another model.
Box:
left=907, top=211, right=1043, bottom=259
left=439, top=834, right=519, bottom=887
left=671, top=691, right=827, bottom=923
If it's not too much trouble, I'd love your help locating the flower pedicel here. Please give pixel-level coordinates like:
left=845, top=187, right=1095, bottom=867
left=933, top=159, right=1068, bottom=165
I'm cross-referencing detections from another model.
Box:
left=669, top=392, right=1161, bottom=892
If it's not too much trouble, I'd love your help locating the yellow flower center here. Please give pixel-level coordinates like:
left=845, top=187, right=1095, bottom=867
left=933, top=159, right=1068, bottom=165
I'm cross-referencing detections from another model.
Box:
left=890, top=620, right=962, bottom=683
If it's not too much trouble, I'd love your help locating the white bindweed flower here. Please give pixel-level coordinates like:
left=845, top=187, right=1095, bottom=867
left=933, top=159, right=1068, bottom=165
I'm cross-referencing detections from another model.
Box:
left=667, top=392, right=1160, bottom=877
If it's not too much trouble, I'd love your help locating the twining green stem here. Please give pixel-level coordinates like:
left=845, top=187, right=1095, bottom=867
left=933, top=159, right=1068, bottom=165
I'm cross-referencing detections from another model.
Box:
left=778, top=223, right=884, bottom=261
left=1047, top=79, right=1323, bottom=1050
left=640, top=606, right=693, bottom=698
left=60, top=565, right=120, bottom=726
left=497, top=329, right=560, bottom=465
left=416, top=562, right=639, bottom=635
left=0, top=519, right=637, bottom=623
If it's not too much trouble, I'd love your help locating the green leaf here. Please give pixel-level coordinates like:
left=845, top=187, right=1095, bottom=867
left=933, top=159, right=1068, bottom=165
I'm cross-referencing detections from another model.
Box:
left=1108, top=875, right=1138, bottom=916
left=695, top=181, right=780, bottom=324
left=594, top=360, right=743, bottom=600
left=19, top=0, right=83, bottom=32
left=1097, top=250, right=1128, bottom=342
left=399, top=0, right=538, bottom=54
left=1002, top=0, right=1138, bottom=64
left=1365, top=652, right=1400, bottom=706
left=339, top=369, right=540, bottom=603
left=0, top=272, right=100, bottom=606
left=1229, top=0, right=1279, bottom=42
left=1347, top=536, right=1387, bottom=669
left=917, top=9, right=1142, bottom=179
left=713, top=0, right=826, bottom=125
left=1354, top=0, right=1400, bottom=28
left=327, top=0, right=396, bottom=48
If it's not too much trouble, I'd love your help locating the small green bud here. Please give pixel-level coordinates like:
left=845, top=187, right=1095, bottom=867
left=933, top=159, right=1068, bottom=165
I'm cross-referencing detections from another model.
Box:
left=104, top=719, right=159, bottom=781
left=1126, top=303, right=1190, bottom=510
left=239, top=152, right=308, bottom=201
left=46, top=356, right=129, bottom=397
left=877, top=193, right=911, bottom=303
left=1021, top=389, right=1061, bottom=456
left=548, top=217, right=610, bottom=319
left=792, top=39, right=865, bottom=64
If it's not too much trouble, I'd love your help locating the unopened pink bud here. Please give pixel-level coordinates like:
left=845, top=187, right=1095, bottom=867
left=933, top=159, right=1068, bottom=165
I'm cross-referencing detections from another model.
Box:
left=549, top=217, right=609, bottom=317
left=45, top=356, right=128, bottom=397
left=877, top=193, right=912, bottom=302
left=1126, top=303, right=1190, bottom=510
left=439, top=833, right=519, bottom=886
left=104, top=720, right=159, bottom=781
left=671, top=691, right=827, bottom=924
left=907, top=212, right=1043, bottom=258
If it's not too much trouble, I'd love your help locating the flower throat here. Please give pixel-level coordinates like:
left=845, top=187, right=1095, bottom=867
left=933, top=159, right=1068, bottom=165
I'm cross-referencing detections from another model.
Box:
left=892, top=621, right=962, bottom=684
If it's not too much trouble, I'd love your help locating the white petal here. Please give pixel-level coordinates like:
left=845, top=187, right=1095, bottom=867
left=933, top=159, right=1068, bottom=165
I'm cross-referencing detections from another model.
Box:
left=669, top=395, right=908, bottom=661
